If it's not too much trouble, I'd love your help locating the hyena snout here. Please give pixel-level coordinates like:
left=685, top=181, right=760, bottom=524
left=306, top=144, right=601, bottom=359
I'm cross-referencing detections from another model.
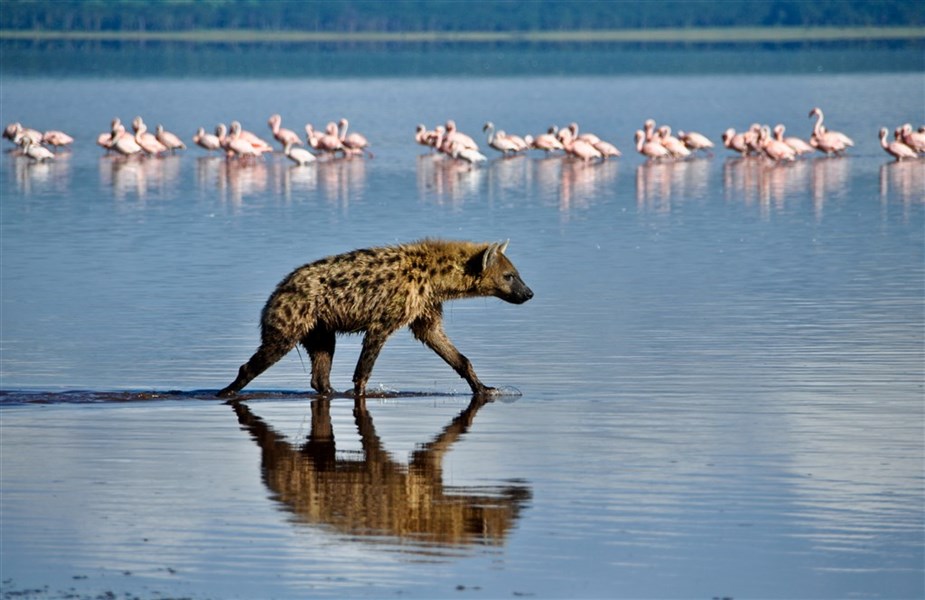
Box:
left=498, top=273, right=534, bottom=305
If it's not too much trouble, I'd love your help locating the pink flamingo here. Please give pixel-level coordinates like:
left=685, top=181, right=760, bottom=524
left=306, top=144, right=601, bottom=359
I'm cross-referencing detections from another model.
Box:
left=415, top=124, right=439, bottom=150
left=237, top=125, right=273, bottom=154
left=4, top=123, right=43, bottom=145
left=338, top=118, right=372, bottom=157
left=443, top=120, right=479, bottom=152
left=109, top=123, right=142, bottom=157
left=743, top=123, right=764, bottom=155
left=97, top=118, right=122, bottom=152
left=593, top=139, right=621, bottom=159
left=447, top=140, right=486, bottom=165
left=657, top=126, right=691, bottom=159
left=155, top=124, right=186, bottom=153
left=808, top=107, right=854, bottom=155
left=267, top=114, right=302, bottom=150
left=558, top=128, right=602, bottom=161
left=193, top=127, right=222, bottom=152
left=483, top=122, right=520, bottom=155
left=42, top=130, right=74, bottom=151
left=132, top=117, right=168, bottom=156
left=774, top=124, right=813, bottom=156
left=760, top=126, right=796, bottom=162
left=900, top=124, right=925, bottom=154
left=635, top=130, right=670, bottom=160
left=568, top=122, right=601, bottom=145
left=722, top=128, right=749, bottom=155
left=525, top=127, right=564, bottom=154
left=309, top=122, right=346, bottom=157
left=879, top=128, right=917, bottom=161
left=678, top=130, right=714, bottom=154
left=226, top=121, right=260, bottom=159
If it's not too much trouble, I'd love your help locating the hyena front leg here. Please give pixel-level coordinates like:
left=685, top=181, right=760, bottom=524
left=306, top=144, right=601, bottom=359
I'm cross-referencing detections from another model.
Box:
left=352, top=330, right=390, bottom=397
left=301, top=327, right=336, bottom=394
left=410, top=314, right=491, bottom=395
left=218, top=328, right=295, bottom=398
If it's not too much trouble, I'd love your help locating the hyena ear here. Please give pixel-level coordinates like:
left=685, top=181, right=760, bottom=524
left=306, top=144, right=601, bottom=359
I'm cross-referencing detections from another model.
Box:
left=482, top=240, right=510, bottom=270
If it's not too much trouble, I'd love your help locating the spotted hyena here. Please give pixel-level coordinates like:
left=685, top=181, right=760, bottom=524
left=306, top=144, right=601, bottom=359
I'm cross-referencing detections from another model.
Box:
left=218, top=239, right=533, bottom=397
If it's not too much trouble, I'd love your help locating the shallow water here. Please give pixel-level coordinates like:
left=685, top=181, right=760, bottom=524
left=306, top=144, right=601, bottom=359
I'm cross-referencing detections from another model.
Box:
left=1, top=45, right=924, bottom=598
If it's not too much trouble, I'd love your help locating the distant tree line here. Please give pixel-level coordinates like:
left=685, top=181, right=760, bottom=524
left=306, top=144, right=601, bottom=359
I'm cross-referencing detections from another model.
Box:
left=3, top=0, right=923, bottom=33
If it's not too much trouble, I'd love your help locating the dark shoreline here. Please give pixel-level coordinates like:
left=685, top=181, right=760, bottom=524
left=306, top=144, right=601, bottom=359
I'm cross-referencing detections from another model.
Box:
left=2, top=25, right=923, bottom=44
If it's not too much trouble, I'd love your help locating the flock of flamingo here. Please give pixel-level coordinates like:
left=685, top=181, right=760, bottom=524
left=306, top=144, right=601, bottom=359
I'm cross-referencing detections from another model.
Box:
left=4, top=106, right=924, bottom=165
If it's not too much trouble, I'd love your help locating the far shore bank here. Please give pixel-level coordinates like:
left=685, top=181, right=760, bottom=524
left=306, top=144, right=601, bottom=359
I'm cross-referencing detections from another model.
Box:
left=2, top=25, right=923, bottom=44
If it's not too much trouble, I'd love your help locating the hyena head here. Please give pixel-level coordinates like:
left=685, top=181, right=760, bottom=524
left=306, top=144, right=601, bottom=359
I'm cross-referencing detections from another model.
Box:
left=478, top=240, right=534, bottom=305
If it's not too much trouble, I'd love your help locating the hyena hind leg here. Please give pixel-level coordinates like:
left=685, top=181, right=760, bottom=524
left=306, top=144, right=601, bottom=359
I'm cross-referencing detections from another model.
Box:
left=302, top=327, right=336, bottom=394
left=217, top=332, right=295, bottom=398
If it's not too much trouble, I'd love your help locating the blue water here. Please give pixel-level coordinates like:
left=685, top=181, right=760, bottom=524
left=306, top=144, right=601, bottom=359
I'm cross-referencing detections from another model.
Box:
left=1, top=44, right=923, bottom=599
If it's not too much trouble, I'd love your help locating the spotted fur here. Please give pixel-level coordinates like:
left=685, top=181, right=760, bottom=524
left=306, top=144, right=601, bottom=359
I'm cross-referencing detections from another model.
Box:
left=218, top=239, right=533, bottom=397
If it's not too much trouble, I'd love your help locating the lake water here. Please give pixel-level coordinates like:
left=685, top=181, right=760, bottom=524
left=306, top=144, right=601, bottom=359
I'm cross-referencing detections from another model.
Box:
left=1, top=43, right=923, bottom=599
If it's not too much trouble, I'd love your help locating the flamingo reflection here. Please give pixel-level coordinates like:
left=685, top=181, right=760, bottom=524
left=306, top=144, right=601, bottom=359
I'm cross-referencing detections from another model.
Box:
left=231, top=398, right=531, bottom=551
left=879, top=160, right=925, bottom=222
left=635, top=158, right=708, bottom=214
left=723, top=156, right=808, bottom=219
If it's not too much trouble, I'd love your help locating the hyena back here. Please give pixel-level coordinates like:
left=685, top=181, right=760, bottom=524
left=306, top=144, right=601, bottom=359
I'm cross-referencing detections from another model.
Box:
left=218, top=239, right=533, bottom=397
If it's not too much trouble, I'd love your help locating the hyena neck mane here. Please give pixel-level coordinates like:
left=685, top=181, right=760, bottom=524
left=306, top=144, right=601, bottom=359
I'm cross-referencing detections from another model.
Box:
left=414, top=239, right=497, bottom=302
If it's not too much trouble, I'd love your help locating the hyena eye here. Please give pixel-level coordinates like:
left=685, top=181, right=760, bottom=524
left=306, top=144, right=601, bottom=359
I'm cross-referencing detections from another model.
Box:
left=503, top=273, right=515, bottom=282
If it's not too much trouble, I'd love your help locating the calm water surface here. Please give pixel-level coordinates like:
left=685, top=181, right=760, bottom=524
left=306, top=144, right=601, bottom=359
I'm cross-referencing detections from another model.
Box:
left=1, top=46, right=923, bottom=598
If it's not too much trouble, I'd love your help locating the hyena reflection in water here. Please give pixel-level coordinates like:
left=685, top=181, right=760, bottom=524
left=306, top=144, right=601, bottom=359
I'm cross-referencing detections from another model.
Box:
left=218, top=239, right=533, bottom=398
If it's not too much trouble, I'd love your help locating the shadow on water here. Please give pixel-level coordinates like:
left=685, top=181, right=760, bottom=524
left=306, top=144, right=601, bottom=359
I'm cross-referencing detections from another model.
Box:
left=231, top=396, right=532, bottom=554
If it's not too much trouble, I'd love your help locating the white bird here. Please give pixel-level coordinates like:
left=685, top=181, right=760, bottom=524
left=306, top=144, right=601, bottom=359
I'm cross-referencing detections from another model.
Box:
left=19, top=136, right=54, bottom=161
left=284, top=141, right=317, bottom=165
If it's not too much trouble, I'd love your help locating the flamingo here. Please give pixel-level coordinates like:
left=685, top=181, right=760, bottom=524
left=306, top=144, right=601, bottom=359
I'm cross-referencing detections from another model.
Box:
left=132, top=117, right=168, bottom=156
left=415, top=124, right=439, bottom=150
left=722, top=128, right=749, bottom=155
left=678, top=130, right=714, bottom=154
left=304, top=124, right=321, bottom=150
left=568, top=122, right=600, bottom=145
left=525, top=127, right=564, bottom=154
left=19, top=136, right=54, bottom=162
left=483, top=122, right=520, bottom=155
left=900, top=124, right=925, bottom=154
left=97, top=118, right=122, bottom=152
left=284, top=141, right=317, bottom=166
left=4, top=123, right=43, bottom=145
left=155, top=124, right=186, bottom=153
left=808, top=107, right=854, bottom=155
left=760, top=126, right=796, bottom=162
left=635, top=130, right=670, bottom=160
left=237, top=125, right=273, bottom=154
left=338, top=118, right=372, bottom=157
left=268, top=114, right=302, bottom=149
left=879, top=127, right=917, bottom=161
left=558, top=128, right=602, bottom=162
left=593, top=139, right=621, bottom=159
left=743, top=123, right=764, bottom=155
left=42, top=130, right=74, bottom=151
left=193, top=127, right=222, bottom=152
left=657, top=126, right=691, bottom=159
left=443, top=120, right=479, bottom=153
left=226, top=121, right=260, bottom=159
left=108, top=123, right=142, bottom=157
left=447, top=140, right=486, bottom=165
left=309, top=122, right=346, bottom=157
left=774, top=124, right=814, bottom=156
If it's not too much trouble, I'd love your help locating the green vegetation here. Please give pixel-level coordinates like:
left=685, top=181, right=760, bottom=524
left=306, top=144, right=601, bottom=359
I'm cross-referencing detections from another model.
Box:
left=2, top=0, right=923, bottom=35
